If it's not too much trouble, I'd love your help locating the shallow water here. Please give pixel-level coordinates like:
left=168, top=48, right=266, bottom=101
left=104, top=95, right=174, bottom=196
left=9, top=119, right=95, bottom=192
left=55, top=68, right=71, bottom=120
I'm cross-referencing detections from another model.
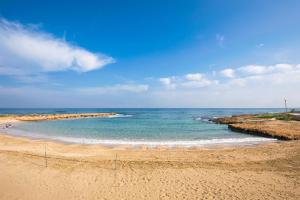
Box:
left=1, top=108, right=282, bottom=147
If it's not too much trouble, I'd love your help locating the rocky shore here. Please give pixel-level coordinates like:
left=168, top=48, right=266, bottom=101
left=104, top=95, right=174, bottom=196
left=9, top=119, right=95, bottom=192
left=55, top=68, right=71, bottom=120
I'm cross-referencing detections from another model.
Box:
left=211, top=112, right=300, bottom=140
left=0, top=112, right=117, bottom=122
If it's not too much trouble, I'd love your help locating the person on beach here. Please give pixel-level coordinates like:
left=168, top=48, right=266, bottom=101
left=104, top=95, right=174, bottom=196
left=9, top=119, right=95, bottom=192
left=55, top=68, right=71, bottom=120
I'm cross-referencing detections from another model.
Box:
left=4, top=123, right=12, bottom=129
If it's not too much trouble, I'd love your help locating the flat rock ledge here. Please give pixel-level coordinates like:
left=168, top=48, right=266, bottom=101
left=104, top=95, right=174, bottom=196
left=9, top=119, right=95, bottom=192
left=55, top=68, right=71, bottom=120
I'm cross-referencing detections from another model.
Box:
left=211, top=114, right=258, bottom=124
left=211, top=113, right=300, bottom=140
left=229, top=120, right=300, bottom=140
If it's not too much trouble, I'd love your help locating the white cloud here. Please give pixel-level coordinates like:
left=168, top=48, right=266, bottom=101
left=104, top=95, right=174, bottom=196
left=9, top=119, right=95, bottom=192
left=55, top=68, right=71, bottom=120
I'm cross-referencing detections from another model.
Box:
left=221, top=63, right=300, bottom=89
left=160, top=73, right=217, bottom=89
left=185, top=73, right=204, bottom=81
left=238, top=65, right=270, bottom=75
left=155, top=63, right=300, bottom=107
left=78, top=84, right=149, bottom=94
left=273, top=63, right=293, bottom=72
left=1, top=60, right=300, bottom=107
left=181, top=79, right=215, bottom=88
left=160, top=64, right=299, bottom=91
left=220, top=68, right=235, bottom=78
left=159, top=77, right=172, bottom=86
left=238, top=64, right=295, bottom=75
left=0, top=18, right=114, bottom=80
left=152, top=64, right=300, bottom=107
left=159, top=77, right=177, bottom=89
left=183, top=73, right=216, bottom=88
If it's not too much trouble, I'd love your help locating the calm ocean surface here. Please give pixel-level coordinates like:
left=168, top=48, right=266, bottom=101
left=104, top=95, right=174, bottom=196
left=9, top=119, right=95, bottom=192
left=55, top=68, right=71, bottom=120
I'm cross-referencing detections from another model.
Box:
left=1, top=108, right=283, bottom=147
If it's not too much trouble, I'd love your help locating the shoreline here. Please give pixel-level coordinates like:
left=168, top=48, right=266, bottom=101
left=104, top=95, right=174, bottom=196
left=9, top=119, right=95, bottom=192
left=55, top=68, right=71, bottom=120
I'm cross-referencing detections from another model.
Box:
left=0, top=130, right=297, bottom=161
left=0, top=112, right=291, bottom=148
left=0, top=132, right=279, bottom=149
left=0, top=111, right=297, bottom=150
left=2, top=122, right=278, bottom=148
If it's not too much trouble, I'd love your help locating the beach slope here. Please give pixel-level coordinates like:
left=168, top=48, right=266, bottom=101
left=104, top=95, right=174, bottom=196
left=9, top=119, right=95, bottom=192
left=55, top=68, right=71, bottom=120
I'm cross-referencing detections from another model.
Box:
left=0, top=134, right=299, bottom=200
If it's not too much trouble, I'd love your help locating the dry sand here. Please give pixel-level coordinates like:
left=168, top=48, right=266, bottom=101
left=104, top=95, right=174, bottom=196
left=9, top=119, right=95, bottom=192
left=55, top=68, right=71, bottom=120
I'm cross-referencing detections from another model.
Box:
left=0, top=133, right=299, bottom=200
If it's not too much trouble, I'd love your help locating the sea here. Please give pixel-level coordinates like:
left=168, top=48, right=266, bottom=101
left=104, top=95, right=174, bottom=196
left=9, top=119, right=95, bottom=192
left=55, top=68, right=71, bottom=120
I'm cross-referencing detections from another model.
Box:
left=1, top=108, right=283, bottom=147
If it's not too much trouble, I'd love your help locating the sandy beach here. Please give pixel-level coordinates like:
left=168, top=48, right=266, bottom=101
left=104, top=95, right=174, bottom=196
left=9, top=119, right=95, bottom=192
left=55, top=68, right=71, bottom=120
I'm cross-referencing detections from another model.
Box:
left=1, top=1, right=300, bottom=199
left=0, top=132, right=299, bottom=200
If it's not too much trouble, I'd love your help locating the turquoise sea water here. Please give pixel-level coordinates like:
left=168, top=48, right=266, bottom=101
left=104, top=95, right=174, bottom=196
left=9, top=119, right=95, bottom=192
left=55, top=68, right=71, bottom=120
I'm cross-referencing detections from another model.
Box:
left=1, top=108, right=282, bottom=147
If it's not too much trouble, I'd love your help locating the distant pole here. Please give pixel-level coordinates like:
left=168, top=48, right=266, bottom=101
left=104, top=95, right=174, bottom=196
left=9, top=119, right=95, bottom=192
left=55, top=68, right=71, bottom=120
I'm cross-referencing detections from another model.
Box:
left=284, top=98, right=288, bottom=112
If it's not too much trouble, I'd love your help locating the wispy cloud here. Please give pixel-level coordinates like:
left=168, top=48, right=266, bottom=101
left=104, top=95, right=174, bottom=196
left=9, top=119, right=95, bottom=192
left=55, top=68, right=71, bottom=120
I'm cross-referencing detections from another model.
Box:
left=238, top=64, right=294, bottom=75
left=159, top=77, right=176, bottom=89
left=0, top=18, right=115, bottom=82
left=220, top=68, right=235, bottom=78
left=78, top=84, right=149, bottom=94
left=256, top=43, right=265, bottom=48
left=154, top=63, right=300, bottom=107
left=238, top=65, right=270, bottom=75
left=216, top=34, right=225, bottom=47
left=158, top=63, right=300, bottom=91
left=160, top=73, right=218, bottom=90
left=1, top=63, right=299, bottom=107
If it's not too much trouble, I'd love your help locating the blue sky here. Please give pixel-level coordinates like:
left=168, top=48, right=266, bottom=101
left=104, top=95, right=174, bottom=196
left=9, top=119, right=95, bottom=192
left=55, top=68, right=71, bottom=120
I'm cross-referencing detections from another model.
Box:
left=0, top=0, right=300, bottom=108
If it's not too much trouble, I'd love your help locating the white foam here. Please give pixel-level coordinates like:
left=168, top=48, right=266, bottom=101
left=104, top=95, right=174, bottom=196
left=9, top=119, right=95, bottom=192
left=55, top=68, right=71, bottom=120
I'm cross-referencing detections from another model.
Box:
left=108, top=114, right=133, bottom=118
left=50, top=136, right=276, bottom=147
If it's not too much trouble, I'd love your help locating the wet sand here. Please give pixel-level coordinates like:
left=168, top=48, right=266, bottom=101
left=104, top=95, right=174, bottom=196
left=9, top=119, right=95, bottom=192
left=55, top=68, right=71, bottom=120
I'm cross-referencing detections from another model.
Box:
left=0, top=133, right=299, bottom=200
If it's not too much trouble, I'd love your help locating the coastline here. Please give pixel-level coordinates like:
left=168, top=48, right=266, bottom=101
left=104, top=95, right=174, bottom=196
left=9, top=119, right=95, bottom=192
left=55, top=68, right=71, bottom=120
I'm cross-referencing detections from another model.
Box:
left=0, top=112, right=299, bottom=199
left=0, top=132, right=294, bottom=162
left=0, top=132, right=299, bottom=199
left=0, top=112, right=281, bottom=148
left=2, top=124, right=277, bottom=148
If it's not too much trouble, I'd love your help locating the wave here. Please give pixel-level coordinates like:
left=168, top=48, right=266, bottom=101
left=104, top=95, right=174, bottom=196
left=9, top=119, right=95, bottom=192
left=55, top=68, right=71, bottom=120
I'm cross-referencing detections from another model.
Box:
left=109, top=114, right=133, bottom=118
left=194, top=116, right=216, bottom=123
left=40, top=135, right=277, bottom=147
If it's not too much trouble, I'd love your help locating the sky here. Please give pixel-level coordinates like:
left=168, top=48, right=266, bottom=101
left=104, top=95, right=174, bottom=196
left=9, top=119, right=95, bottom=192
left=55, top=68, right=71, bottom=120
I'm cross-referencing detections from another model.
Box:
left=0, top=0, right=300, bottom=108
